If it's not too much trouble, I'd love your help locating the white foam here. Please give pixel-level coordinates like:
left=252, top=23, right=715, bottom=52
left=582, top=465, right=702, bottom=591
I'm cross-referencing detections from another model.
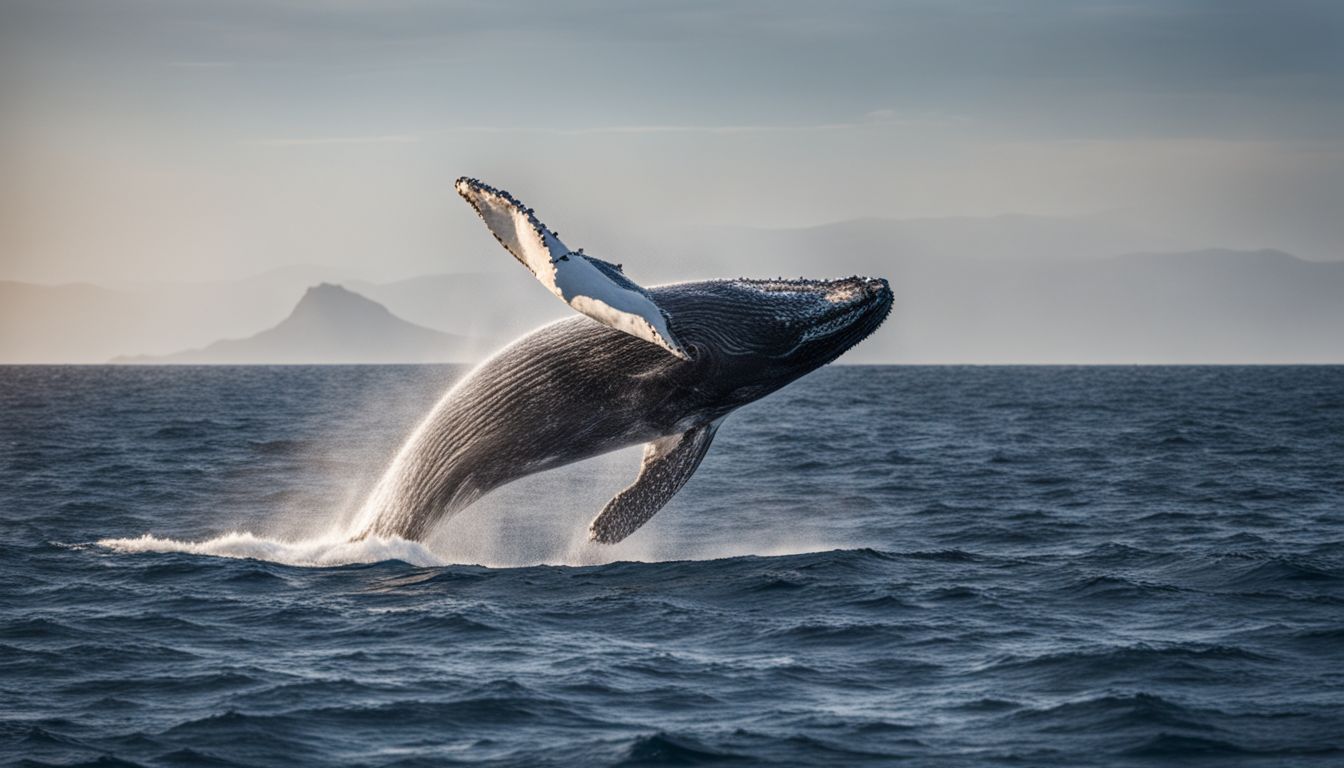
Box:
left=96, top=527, right=847, bottom=570
left=98, top=440, right=848, bottom=570
left=97, top=531, right=447, bottom=568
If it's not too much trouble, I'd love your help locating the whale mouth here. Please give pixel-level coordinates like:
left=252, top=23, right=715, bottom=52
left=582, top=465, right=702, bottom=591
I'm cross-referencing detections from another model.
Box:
left=800, top=279, right=891, bottom=346
left=791, top=276, right=892, bottom=340
left=803, top=302, right=875, bottom=342
left=728, top=275, right=892, bottom=357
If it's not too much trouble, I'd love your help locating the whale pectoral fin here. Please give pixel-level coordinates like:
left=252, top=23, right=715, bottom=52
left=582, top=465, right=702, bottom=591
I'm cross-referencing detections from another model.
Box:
left=455, top=177, right=689, bottom=360
left=588, top=422, right=719, bottom=544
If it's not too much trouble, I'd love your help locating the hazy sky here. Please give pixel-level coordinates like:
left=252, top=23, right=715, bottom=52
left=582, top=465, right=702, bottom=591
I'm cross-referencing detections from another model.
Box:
left=2, top=0, right=1342, bottom=284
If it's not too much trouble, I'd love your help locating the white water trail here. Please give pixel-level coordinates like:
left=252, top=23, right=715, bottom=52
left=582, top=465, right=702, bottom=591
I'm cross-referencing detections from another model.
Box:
left=97, top=525, right=845, bottom=569
left=98, top=531, right=448, bottom=568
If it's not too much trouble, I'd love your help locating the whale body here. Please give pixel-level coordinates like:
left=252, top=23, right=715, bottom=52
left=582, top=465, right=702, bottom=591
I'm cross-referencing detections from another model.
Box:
left=355, top=178, right=892, bottom=543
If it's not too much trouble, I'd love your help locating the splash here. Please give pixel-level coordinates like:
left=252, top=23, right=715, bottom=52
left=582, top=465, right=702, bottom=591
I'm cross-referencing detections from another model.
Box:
left=97, top=531, right=446, bottom=568
left=97, top=427, right=848, bottom=569
left=96, top=520, right=847, bottom=570
left=343, top=323, right=555, bottom=541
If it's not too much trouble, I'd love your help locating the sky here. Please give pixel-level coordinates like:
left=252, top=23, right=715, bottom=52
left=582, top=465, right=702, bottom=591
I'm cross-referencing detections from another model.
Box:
left=2, top=0, right=1342, bottom=285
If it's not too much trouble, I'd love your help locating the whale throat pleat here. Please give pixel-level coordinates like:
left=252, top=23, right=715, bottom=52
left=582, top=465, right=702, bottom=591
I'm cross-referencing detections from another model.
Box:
left=356, top=321, right=635, bottom=541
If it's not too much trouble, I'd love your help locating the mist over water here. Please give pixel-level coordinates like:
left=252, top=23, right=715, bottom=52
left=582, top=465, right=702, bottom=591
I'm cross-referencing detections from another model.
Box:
left=3, top=365, right=1343, bottom=766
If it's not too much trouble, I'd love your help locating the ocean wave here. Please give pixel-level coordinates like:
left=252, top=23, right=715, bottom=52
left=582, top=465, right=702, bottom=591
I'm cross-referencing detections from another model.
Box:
left=9, top=366, right=1344, bottom=766
left=1006, top=692, right=1218, bottom=733
left=613, top=732, right=746, bottom=765
left=978, top=642, right=1274, bottom=679
left=1120, top=732, right=1344, bottom=759
left=1062, top=574, right=1184, bottom=599
left=153, top=748, right=250, bottom=768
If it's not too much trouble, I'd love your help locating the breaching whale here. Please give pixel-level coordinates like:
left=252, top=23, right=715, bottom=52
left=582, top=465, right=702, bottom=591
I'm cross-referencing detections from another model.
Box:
left=354, top=178, right=892, bottom=543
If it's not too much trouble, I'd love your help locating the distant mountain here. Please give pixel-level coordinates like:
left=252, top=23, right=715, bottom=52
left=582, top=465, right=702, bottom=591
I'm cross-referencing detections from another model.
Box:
left=350, top=272, right=566, bottom=341
left=114, top=284, right=472, bottom=364
left=0, top=265, right=358, bottom=363
left=4, top=211, right=1342, bottom=364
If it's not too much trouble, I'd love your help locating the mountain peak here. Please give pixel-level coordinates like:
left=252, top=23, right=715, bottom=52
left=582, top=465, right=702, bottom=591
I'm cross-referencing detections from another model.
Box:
left=297, top=281, right=379, bottom=305
left=115, top=283, right=469, bottom=363
left=288, top=282, right=394, bottom=324
left=305, top=281, right=348, bottom=295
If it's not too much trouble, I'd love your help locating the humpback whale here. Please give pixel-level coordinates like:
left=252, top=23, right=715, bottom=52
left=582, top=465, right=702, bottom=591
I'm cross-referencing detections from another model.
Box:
left=354, top=178, right=892, bottom=543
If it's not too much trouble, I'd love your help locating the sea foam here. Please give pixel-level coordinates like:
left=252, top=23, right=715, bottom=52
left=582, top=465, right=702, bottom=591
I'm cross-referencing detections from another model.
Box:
left=96, top=526, right=844, bottom=570
left=97, top=531, right=447, bottom=568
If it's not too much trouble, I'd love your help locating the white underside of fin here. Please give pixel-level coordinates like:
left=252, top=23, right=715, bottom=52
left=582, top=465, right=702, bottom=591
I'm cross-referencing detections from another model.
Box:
left=456, top=177, right=687, bottom=360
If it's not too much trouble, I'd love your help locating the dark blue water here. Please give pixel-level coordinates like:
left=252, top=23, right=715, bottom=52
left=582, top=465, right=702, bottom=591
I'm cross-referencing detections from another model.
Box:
left=2, top=365, right=1342, bottom=767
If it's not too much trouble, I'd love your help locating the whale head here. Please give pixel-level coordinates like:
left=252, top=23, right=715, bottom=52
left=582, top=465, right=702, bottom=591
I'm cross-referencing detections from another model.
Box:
left=663, top=275, right=892, bottom=406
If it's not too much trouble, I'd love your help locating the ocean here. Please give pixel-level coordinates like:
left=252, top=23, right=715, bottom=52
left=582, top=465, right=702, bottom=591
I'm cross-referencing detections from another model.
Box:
left=1, top=365, right=1342, bottom=766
